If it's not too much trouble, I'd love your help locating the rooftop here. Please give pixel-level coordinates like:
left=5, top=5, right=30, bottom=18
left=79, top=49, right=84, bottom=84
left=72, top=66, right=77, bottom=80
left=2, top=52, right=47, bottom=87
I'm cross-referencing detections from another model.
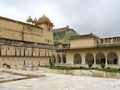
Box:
left=70, top=33, right=99, bottom=40
left=0, top=16, right=43, bottom=29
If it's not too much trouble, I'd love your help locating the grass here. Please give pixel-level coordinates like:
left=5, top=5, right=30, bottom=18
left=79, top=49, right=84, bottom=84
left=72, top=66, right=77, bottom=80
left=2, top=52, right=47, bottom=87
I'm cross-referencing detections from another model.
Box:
left=39, top=65, right=120, bottom=73
left=105, top=68, right=120, bottom=73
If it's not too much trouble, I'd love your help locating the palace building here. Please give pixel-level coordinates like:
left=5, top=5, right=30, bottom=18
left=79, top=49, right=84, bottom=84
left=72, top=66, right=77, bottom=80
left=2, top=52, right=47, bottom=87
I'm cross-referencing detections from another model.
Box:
left=0, top=15, right=120, bottom=69
left=0, top=15, right=58, bottom=69
left=66, top=33, right=120, bottom=68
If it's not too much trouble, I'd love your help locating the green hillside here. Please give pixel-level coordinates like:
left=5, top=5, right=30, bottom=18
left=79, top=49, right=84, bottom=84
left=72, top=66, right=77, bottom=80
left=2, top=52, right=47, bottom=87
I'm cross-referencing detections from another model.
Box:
left=53, top=26, right=78, bottom=44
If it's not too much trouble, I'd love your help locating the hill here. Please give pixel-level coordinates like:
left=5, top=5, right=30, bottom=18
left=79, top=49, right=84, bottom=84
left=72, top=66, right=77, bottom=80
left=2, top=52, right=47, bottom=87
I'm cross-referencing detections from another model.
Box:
left=53, top=26, right=79, bottom=44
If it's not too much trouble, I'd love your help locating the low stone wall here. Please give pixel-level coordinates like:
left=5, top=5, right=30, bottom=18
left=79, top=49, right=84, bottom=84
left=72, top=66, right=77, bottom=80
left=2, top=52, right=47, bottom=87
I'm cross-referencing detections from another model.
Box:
left=38, top=67, right=120, bottom=79
left=1, top=67, right=120, bottom=79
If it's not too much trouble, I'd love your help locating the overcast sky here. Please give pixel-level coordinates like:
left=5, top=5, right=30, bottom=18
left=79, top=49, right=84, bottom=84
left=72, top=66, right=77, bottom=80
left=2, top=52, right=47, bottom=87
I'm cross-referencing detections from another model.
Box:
left=0, top=0, right=120, bottom=37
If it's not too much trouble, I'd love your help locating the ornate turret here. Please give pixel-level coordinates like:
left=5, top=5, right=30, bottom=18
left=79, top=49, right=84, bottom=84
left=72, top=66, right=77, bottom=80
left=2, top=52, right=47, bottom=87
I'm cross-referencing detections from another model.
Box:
left=35, top=15, right=53, bottom=30
left=32, top=17, right=37, bottom=25
left=26, top=16, right=33, bottom=23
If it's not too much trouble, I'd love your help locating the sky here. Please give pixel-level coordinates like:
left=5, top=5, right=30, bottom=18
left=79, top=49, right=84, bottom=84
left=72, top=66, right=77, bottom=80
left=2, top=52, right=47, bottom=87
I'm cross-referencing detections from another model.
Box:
left=0, top=0, right=120, bottom=37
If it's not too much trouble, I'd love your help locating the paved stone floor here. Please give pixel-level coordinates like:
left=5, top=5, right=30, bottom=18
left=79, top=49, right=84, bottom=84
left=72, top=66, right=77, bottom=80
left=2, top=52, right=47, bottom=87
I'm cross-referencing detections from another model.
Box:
left=0, top=72, right=26, bottom=82
left=0, top=72, right=120, bottom=90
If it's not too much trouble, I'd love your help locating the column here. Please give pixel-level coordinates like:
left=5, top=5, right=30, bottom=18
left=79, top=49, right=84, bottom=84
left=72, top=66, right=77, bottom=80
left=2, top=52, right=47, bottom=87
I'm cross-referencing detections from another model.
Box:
left=61, top=57, right=63, bottom=64
left=118, top=55, right=120, bottom=65
left=81, top=54, right=85, bottom=65
left=93, top=55, right=96, bottom=65
left=105, top=56, right=108, bottom=66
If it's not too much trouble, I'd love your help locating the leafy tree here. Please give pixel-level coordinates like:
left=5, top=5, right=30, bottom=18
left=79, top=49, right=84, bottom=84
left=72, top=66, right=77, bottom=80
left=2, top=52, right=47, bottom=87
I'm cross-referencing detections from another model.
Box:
left=88, top=63, right=93, bottom=69
left=101, top=63, right=105, bottom=69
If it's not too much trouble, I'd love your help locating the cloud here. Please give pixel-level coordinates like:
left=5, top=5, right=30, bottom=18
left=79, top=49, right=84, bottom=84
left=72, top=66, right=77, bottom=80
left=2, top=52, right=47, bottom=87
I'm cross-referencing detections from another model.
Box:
left=0, top=0, right=120, bottom=37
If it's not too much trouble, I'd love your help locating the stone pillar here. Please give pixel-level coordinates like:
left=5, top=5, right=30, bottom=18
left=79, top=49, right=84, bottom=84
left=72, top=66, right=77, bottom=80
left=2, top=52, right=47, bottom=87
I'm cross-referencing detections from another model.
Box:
left=94, top=56, right=96, bottom=65
left=56, top=57, right=58, bottom=65
left=61, top=57, right=63, bottom=64
left=81, top=54, right=85, bottom=65
left=105, top=56, right=108, bottom=66
left=118, top=55, right=120, bottom=65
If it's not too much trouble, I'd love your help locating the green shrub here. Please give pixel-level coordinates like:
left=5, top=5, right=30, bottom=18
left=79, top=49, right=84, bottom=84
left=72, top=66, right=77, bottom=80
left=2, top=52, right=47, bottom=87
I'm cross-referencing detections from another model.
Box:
left=101, top=63, right=105, bottom=69
left=107, top=67, right=111, bottom=69
left=118, top=68, right=120, bottom=71
left=50, top=62, right=55, bottom=67
left=105, top=68, right=119, bottom=73
left=2, top=63, right=11, bottom=69
left=80, top=66, right=86, bottom=69
left=88, top=63, right=93, bottom=69
left=80, top=66, right=83, bottom=69
left=6, top=65, right=11, bottom=69
left=71, top=66, right=80, bottom=70
left=2, top=63, right=7, bottom=66
left=91, top=67, right=94, bottom=69
left=94, top=67, right=99, bottom=69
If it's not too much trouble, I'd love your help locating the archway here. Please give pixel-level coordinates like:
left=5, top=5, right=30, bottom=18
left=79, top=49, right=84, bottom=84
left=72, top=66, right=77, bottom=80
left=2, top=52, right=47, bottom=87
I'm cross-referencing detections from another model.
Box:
left=107, top=52, right=118, bottom=64
left=57, top=54, right=61, bottom=63
left=74, top=53, right=82, bottom=64
left=96, top=52, right=105, bottom=64
left=62, top=54, right=66, bottom=63
left=51, top=54, right=56, bottom=63
left=85, top=53, right=94, bottom=64
left=49, top=58, right=52, bottom=64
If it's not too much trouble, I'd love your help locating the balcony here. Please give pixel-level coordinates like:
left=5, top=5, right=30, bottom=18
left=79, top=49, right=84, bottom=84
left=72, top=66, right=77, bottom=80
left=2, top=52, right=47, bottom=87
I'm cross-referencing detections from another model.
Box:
left=96, top=37, right=120, bottom=47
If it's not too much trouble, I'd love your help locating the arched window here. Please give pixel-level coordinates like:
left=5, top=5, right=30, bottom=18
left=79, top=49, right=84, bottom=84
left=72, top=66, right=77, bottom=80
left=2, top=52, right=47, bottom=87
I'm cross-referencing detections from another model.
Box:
left=85, top=53, right=94, bottom=64
left=107, top=52, right=118, bottom=64
left=74, top=53, right=82, bottom=64
left=51, top=54, right=56, bottom=63
left=96, top=52, right=105, bottom=64
left=62, top=54, right=66, bottom=63
left=57, top=54, right=61, bottom=63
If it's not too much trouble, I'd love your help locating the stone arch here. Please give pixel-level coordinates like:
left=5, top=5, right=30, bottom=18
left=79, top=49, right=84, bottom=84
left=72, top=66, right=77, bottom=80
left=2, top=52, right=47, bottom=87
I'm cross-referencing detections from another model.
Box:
left=107, top=52, right=118, bottom=64
left=74, top=53, right=82, bottom=64
left=96, top=52, right=105, bottom=64
left=51, top=54, right=56, bottom=63
left=62, top=54, right=66, bottom=63
left=49, top=58, right=52, bottom=64
left=57, top=54, right=61, bottom=63
left=85, top=53, right=94, bottom=64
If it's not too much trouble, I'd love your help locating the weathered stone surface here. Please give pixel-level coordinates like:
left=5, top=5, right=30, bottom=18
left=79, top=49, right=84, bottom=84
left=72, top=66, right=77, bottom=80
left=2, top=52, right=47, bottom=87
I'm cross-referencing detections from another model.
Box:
left=0, top=73, right=120, bottom=90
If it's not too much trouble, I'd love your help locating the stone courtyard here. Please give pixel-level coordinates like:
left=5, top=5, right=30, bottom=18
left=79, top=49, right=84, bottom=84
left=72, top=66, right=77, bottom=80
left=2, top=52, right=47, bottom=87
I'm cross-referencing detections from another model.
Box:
left=0, top=72, right=27, bottom=83
left=0, top=69, right=120, bottom=90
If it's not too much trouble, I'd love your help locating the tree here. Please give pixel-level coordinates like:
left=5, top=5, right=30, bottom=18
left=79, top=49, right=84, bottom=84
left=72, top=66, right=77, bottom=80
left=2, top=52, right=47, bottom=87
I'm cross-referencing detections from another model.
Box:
left=88, top=63, right=93, bottom=69
left=101, top=63, right=105, bottom=69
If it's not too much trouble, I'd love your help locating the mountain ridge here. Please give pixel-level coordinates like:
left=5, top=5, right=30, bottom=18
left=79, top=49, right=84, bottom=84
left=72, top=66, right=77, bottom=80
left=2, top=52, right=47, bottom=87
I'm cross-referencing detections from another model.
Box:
left=53, top=26, right=79, bottom=44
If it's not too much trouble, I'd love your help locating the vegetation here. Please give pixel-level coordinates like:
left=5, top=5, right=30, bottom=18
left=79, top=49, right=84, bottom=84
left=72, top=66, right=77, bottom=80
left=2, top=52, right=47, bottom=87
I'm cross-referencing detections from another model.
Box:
left=39, top=65, right=120, bottom=73
left=54, top=30, right=78, bottom=44
left=88, top=63, right=93, bottom=69
left=50, top=62, right=55, bottom=67
left=2, top=63, right=11, bottom=69
left=105, top=68, right=119, bottom=73
left=101, top=63, right=105, bottom=69
left=63, top=31, right=78, bottom=44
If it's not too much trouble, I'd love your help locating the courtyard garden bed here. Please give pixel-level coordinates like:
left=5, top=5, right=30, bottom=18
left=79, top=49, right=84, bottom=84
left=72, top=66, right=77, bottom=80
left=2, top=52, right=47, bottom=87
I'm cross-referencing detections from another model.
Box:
left=39, top=65, right=120, bottom=73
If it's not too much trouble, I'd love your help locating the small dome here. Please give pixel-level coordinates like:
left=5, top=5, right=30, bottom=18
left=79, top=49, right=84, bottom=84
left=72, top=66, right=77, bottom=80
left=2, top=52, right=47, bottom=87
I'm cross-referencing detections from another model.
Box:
left=26, top=16, right=33, bottom=22
left=37, top=15, right=53, bottom=26
left=33, top=17, right=37, bottom=24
